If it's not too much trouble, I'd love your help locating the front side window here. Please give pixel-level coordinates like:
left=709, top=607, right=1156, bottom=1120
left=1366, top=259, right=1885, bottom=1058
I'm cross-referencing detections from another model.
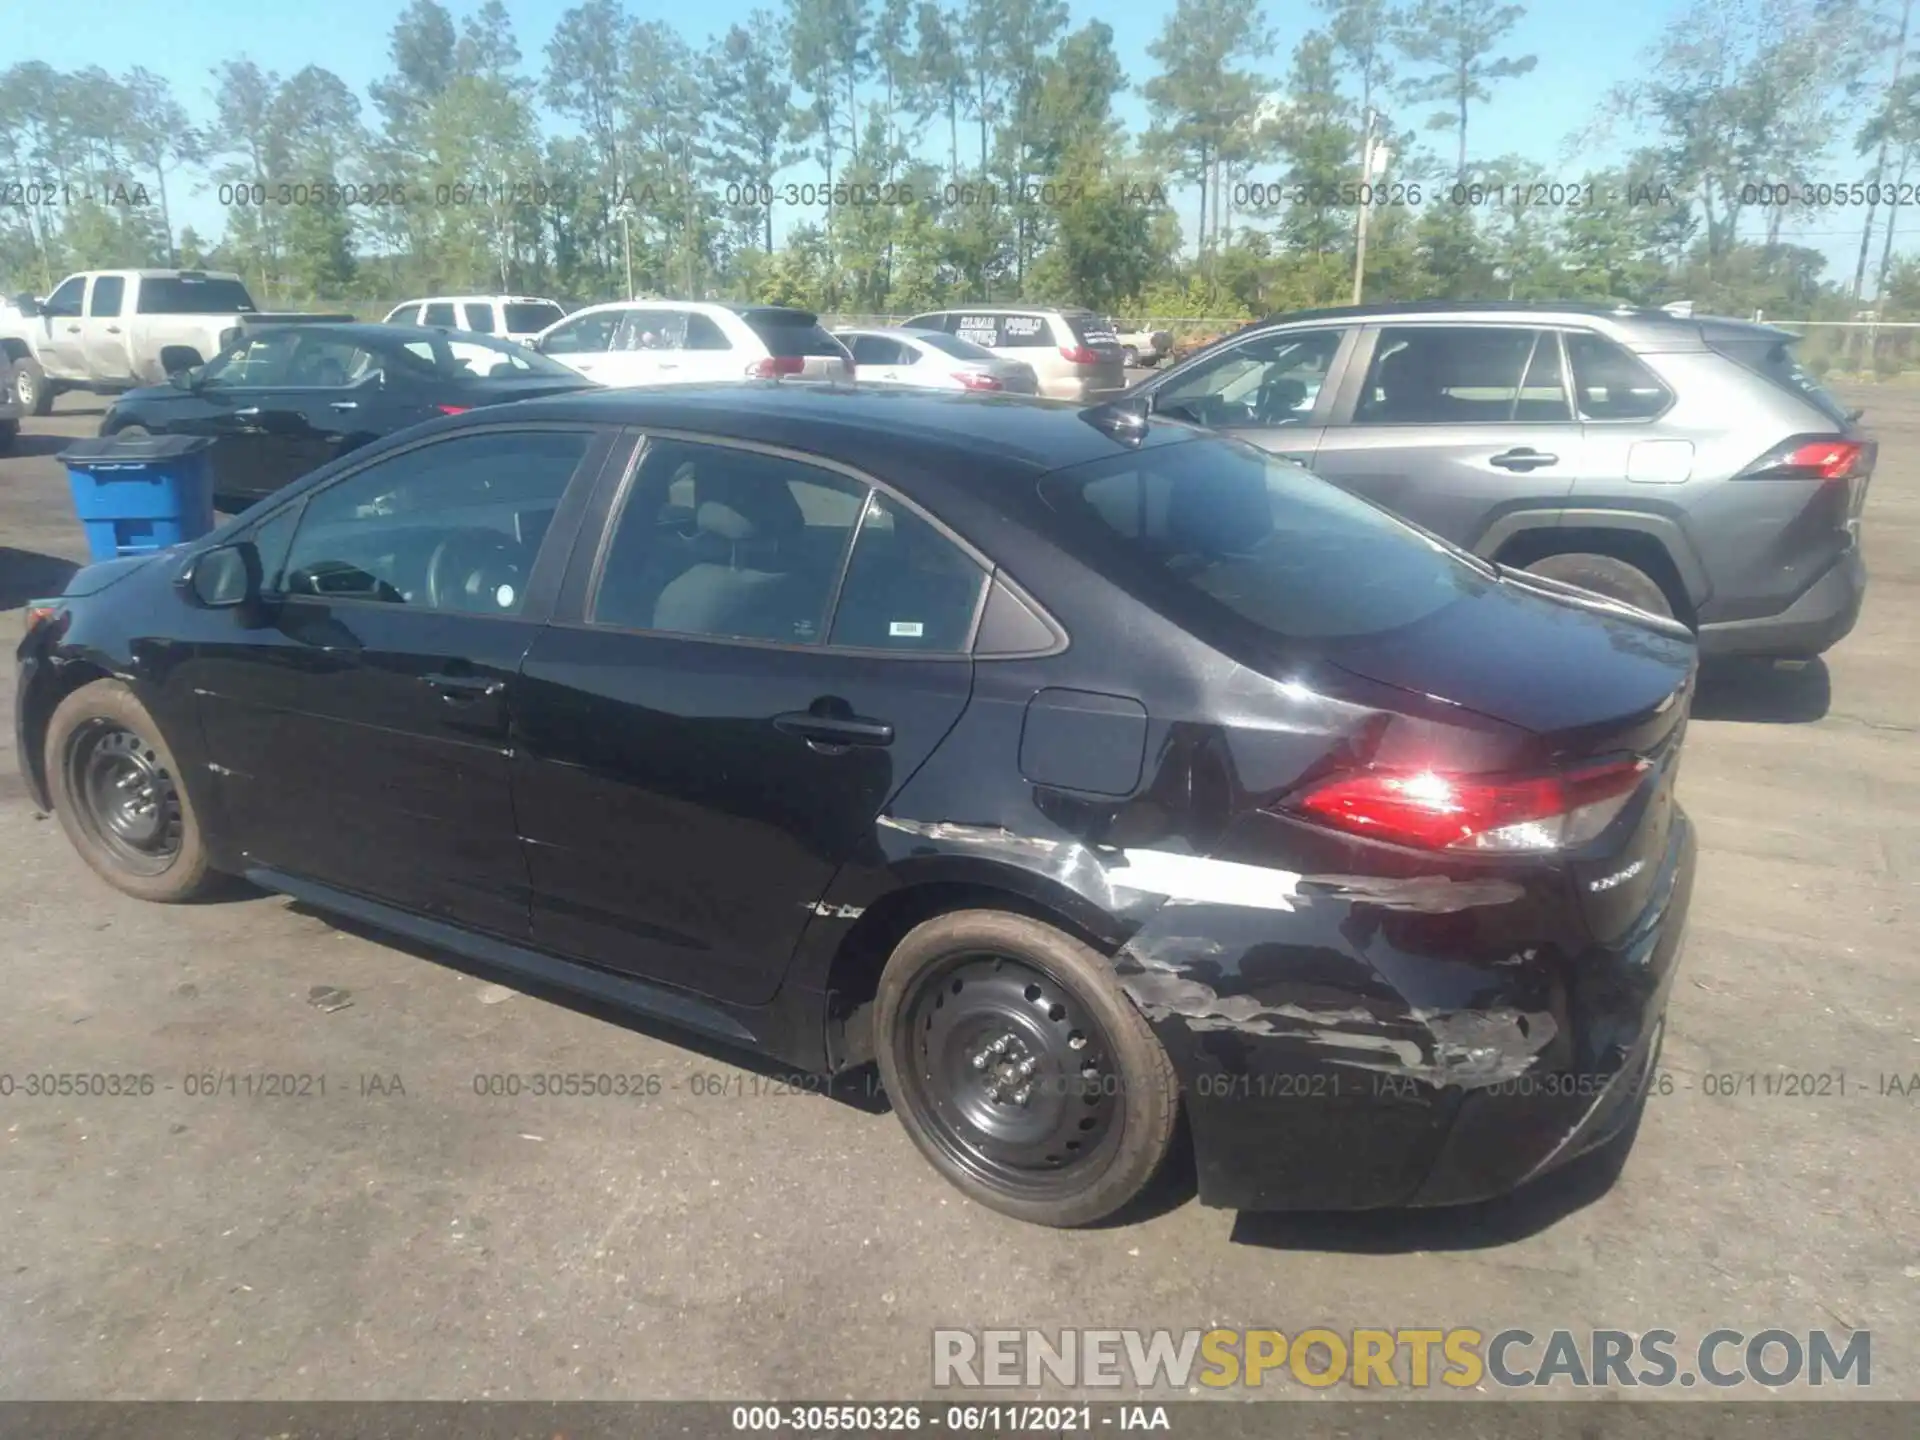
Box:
left=538, top=310, right=620, bottom=355
left=43, top=276, right=85, bottom=318
left=1038, top=437, right=1482, bottom=642
left=276, top=430, right=591, bottom=613
left=849, top=335, right=907, bottom=366
left=1356, top=327, right=1558, bottom=425
left=423, top=302, right=458, bottom=328
left=591, top=440, right=869, bottom=644
left=1156, top=328, right=1346, bottom=429
left=613, top=310, right=688, bottom=351
left=202, top=332, right=301, bottom=387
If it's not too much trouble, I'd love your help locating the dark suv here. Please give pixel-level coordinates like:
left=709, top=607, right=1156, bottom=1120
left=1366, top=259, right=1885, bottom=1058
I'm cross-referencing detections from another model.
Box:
left=1128, top=301, right=1872, bottom=660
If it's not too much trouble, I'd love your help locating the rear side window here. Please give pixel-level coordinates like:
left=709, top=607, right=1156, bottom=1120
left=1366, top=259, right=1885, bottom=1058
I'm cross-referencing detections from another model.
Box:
left=1038, top=439, right=1480, bottom=641
left=684, top=313, right=734, bottom=351
left=828, top=493, right=987, bottom=652
left=462, top=303, right=498, bottom=333
left=89, top=276, right=126, bottom=317
left=1708, top=333, right=1849, bottom=425
left=849, top=334, right=909, bottom=366
left=1065, top=313, right=1120, bottom=347
left=997, top=315, right=1055, bottom=349
left=1566, top=333, right=1674, bottom=420
left=136, top=276, right=256, bottom=314
left=1357, top=327, right=1553, bottom=424
left=503, top=302, right=565, bottom=333
left=741, top=309, right=846, bottom=358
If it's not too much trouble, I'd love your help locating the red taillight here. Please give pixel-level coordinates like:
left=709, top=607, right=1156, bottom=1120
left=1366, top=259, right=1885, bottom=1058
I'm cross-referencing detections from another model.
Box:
left=746, top=355, right=806, bottom=379
left=1285, top=758, right=1650, bottom=853
left=1741, top=436, right=1866, bottom=481
left=435, top=404, right=469, bottom=415
left=1059, top=345, right=1097, bottom=365
left=954, top=371, right=1003, bottom=391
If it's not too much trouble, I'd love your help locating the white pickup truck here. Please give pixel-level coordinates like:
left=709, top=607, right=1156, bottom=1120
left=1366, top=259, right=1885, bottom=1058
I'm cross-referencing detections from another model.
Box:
left=0, top=269, right=349, bottom=416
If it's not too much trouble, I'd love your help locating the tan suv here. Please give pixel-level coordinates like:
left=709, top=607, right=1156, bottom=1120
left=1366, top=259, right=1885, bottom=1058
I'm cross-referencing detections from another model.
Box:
left=902, top=307, right=1125, bottom=402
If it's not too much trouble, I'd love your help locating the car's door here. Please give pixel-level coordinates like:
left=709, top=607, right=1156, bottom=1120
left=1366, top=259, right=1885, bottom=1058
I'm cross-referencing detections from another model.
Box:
left=33, top=275, right=89, bottom=377
left=1147, top=325, right=1354, bottom=463
left=534, top=308, right=622, bottom=381
left=511, top=434, right=989, bottom=1005
left=173, top=331, right=305, bottom=501
left=81, top=275, right=136, bottom=384
left=191, top=425, right=613, bottom=935
left=1306, top=324, right=1586, bottom=546
left=193, top=332, right=383, bottom=503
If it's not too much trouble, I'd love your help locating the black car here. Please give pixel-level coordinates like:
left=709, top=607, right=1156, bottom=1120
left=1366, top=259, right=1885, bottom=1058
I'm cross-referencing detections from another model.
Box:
left=16, top=385, right=1698, bottom=1227
left=99, top=322, right=591, bottom=513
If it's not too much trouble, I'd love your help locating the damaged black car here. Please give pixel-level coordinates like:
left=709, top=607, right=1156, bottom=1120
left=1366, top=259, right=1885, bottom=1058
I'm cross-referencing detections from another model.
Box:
left=15, top=383, right=1696, bottom=1228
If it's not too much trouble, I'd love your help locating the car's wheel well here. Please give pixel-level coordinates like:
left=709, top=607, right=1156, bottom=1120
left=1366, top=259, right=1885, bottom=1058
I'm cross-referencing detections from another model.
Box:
left=822, top=880, right=1120, bottom=1064
left=0, top=337, right=28, bottom=366
left=21, top=660, right=113, bottom=806
left=1492, top=525, right=1697, bottom=627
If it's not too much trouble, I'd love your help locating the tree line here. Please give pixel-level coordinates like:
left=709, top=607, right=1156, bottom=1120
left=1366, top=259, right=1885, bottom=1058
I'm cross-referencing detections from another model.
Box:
left=5, top=0, right=1920, bottom=352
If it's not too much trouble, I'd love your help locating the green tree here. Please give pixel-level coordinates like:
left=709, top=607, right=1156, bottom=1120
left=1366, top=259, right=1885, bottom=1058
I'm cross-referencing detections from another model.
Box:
left=1392, top=0, right=1536, bottom=185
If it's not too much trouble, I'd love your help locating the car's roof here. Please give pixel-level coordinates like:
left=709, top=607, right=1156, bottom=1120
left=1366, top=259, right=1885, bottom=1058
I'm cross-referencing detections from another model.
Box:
left=391, top=295, right=562, bottom=306
left=834, top=325, right=948, bottom=342
left=908, top=305, right=1086, bottom=318
left=247, top=321, right=516, bottom=345
left=1238, top=298, right=1796, bottom=344
left=446, top=383, right=1198, bottom=477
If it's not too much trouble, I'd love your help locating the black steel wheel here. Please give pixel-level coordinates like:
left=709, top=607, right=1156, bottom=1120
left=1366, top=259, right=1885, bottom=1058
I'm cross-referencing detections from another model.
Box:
left=45, top=679, right=218, bottom=902
left=65, top=720, right=184, bottom=873
left=875, top=910, right=1180, bottom=1227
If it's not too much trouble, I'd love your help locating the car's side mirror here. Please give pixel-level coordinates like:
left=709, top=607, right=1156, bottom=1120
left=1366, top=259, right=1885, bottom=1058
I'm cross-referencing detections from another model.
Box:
left=13, top=293, right=42, bottom=317
left=181, top=542, right=262, bottom=609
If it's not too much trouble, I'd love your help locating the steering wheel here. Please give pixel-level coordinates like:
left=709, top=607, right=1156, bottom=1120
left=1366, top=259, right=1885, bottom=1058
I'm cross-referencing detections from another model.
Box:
left=425, top=529, right=526, bottom=612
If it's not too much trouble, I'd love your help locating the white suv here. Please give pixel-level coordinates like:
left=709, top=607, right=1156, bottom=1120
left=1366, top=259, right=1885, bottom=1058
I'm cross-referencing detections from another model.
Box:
left=531, top=301, right=852, bottom=386
left=383, top=295, right=569, bottom=346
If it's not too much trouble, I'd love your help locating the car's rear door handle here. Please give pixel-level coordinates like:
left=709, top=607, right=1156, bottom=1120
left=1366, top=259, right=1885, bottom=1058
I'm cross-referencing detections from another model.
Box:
left=232, top=406, right=261, bottom=418
left=1491, top=447, right=1559, bottom=471
left=424, top=672, right=506, bottom=703
left=773, top=710, right=894, bottom=747
left=329, top=400, right=357, bottom=411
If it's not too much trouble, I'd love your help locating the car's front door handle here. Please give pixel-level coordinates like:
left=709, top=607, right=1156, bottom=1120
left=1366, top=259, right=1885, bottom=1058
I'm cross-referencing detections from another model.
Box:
left=424, top=672, right=506, bottom=703
left=105, top=324, right=122, bottom=334
left=329, top=400, right=357, bottom=411
left=773, top=710, right=894, bottom=747
left=232, top=406, right=261, bottom=418
left=1490, top=447, right=1559, bottom=471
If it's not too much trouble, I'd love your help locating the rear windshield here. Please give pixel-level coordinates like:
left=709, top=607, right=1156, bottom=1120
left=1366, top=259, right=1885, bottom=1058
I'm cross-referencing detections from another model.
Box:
left=504, top=302, right=566, bottom=333
left=916, top=331, right=997, bottom=361
left=742, top=309, right=847, bottom=358
left=1037, top=438, right=1483, bottom=641
left=1068, top=313, right=1121, bottom=347
left=1711, top=334, right=1852, bottom=426
left=137, top=276, right=257, bottom=315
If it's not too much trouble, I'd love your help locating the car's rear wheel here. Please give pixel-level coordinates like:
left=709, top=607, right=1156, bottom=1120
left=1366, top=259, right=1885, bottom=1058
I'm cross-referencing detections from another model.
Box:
left=45, top=679, right=218, bottom=903
left=14, top=358, right=54, bottom=416
left=1523, top=552, right=1675, bottom=620
left=874, top=909, right=1180, bottom=1227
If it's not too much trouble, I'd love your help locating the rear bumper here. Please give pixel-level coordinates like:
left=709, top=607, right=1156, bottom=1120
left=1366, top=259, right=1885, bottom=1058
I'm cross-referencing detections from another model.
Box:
left=1697, top=546, right=1865, bottom=659
left=1044, top=375, right=1128, bottom=403
left=1125, top=811, right=1696, bottom=1213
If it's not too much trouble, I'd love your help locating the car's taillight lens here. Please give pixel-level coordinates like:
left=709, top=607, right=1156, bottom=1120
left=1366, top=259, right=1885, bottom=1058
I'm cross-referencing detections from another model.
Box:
left=1284, top=758, right=1651, bottom=853
left=435, top=404, right=469, bottom=415
left=746, top=356, right=806, bottom=378
left=1740, top=435, right=1866, bottom=481
left=1059, top=345, right=1097, bottom=365
left=955, top=371, right=1003, bottom=391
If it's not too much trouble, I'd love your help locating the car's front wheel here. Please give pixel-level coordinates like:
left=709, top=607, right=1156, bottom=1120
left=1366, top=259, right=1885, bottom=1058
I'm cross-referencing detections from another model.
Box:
left=45, top=679, right=219, bottom=903
left=875, top=909, right=1181, bottom=1227
left=13, top=358, right=54, bottom=416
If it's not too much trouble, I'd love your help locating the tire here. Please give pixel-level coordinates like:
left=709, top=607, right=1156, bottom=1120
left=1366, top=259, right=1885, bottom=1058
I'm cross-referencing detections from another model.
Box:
left=1121, top=346, right=1139, bottom=369
left=111, top=424, right=152, bottom=439
left=874, top=909, right=1180, bottom=1227
left=1523, top=552, right=1675, bottom=619
left=44, top=679, right=218, bottom=903
left=13, top=357, right=54, bottom=416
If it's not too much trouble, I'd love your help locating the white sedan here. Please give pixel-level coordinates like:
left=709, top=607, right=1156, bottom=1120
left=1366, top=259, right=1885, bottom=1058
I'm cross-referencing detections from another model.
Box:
left=835, top=326, right=1040, bottom=394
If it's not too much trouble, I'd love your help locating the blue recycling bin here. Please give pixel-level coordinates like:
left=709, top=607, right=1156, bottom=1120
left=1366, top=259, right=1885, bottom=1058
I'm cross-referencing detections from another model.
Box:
left=58, top=434, right=218, bottom=563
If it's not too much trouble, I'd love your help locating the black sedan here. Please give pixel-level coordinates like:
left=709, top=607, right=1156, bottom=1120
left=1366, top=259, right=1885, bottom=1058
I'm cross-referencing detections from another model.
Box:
left=16, top=385, right=1697, bottom=1227
left=99, top=322, right=591, bottom=513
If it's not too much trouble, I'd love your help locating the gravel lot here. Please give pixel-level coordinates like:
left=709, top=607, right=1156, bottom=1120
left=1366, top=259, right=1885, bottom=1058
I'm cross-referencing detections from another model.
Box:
left=0, top=387, right=1915, bottom=1402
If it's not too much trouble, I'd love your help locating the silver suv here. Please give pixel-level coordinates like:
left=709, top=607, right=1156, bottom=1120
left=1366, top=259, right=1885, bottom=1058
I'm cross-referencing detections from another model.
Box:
left=1127, top=301, right=1871, bottom=660
left=903, top=307, right=1126, bottom=402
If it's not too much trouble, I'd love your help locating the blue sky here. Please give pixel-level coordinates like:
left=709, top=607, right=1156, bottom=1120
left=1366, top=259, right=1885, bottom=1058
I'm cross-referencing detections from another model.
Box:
left=4, top=0, right=1888, bottom=275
